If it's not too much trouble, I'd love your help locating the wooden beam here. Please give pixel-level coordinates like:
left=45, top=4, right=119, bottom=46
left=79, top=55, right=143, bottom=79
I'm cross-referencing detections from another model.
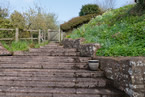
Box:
left=24, top=29, right=38, bottom=32
left=20, top=38, right=38, bottom=40
left=0, top=28, right=14, bottom=31
left=0, top=38, right=14, bottom=40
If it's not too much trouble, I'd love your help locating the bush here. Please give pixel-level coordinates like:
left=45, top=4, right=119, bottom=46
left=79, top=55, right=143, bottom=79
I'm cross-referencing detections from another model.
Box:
left=79, top=4, right=101, bottom=16
left=60, top=14, right=97, bottom=32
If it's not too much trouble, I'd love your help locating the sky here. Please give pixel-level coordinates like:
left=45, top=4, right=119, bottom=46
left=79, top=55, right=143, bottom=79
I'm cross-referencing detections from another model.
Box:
left=0, top=0, right=135, bottom=24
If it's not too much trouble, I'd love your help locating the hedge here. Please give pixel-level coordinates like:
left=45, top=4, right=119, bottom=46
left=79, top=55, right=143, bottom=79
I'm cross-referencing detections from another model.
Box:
left=60, top=14, right=97, bottom=32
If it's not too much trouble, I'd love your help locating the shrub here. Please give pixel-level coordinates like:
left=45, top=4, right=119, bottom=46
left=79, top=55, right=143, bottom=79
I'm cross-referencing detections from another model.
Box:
left=60, top=14, right=97, bottom=32
left=79, top=4, right=101, bottom=16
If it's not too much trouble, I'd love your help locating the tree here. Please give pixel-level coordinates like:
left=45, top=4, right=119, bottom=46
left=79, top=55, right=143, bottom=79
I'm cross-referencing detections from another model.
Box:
left=0, top=7, right=8, bottom=18
left=24, top=6, right=58, bottom=30
left=10, top=10, right=25, bottom=29
left=79, top=4, right=101, bottom=16
left=135, top=0, right=145, bottom=6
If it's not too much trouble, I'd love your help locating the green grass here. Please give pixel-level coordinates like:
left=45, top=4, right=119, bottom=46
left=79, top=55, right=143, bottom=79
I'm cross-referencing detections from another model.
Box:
left=67, top=4, right=145, bottom=56
left=1, top=41, right=49, bottom=52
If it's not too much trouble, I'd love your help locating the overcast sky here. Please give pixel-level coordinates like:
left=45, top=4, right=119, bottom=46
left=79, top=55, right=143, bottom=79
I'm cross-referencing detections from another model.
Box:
left=0, top=0, right=135, bottom=24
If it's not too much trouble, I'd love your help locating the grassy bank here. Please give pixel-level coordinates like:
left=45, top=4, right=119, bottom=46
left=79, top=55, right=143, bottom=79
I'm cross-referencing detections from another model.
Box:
left=67, top=5, right=145, bottom=56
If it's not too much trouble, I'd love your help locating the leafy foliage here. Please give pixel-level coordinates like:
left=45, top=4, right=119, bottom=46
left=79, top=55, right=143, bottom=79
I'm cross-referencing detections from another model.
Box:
left=68, top=5, right=145, bottom=56
left=60, top=14, right=97, bottom=32
left=79, top=4, right=101, bottom=16
left=10, top=11, right=25, bottom=29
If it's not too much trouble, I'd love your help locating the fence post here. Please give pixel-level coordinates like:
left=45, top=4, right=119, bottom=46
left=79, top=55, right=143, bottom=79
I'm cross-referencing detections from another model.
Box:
left=30, top=32, right=33, bottom=42
left=44, top=31, right=46, bottom=41
left=38, top=29, right=41, bottom=44
left=15, top=28, right=19, bottom=42
left=61, top=31, right=64, bottom=41
left=47, top=29, right=51, bottom=41
left=59, top=26, right=61, bottom=42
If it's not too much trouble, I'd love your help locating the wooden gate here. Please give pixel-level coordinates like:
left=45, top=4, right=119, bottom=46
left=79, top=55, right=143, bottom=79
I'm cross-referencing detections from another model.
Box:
left=47, top=29, right=63, bottom=42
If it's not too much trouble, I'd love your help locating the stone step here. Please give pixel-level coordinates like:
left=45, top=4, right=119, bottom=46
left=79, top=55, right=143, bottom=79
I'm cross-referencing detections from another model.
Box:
left=0, top=63, right=88, bottom=69
left=0, top=86, right=125, bottom=97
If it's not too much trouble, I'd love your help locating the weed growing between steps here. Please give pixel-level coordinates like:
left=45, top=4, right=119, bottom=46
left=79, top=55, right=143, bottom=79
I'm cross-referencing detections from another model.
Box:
left=1, top=40, right=49, bottom=52
left=67, top=4, right=145, bottom=57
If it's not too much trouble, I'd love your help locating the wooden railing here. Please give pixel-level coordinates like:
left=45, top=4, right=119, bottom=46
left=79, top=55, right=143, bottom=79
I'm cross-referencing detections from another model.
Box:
left=0, top=28, right=64, bottom=43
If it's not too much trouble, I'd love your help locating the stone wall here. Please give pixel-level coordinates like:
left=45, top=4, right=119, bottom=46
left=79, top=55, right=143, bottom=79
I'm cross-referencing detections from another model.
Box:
left=94, top=57, right=145, bottom=97
left=62, top=38, right=145, bottom=97
left=62, top=38, right=100, bottom=57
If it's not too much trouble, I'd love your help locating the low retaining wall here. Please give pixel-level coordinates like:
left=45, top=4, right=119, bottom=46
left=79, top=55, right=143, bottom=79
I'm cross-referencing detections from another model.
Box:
left=62, top=38, right=145, bottom=97
left=94, top=57, right=145, bottom=97
left=62, top=38, right=100, bottom=57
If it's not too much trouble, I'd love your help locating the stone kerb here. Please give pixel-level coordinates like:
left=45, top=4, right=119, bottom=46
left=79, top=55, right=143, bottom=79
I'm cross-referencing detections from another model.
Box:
left=62, top=38, right=101, bottom=57
left=94, top=57, right=145, bottom=97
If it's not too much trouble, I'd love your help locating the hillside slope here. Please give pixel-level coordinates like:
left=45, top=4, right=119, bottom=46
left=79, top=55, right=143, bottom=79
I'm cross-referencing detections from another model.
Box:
left=67, top=5, right=145, bottom=56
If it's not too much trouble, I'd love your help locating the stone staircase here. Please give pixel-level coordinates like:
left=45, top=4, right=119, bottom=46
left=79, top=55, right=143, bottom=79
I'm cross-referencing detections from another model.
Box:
left=0, top=43, right=127, bottom=97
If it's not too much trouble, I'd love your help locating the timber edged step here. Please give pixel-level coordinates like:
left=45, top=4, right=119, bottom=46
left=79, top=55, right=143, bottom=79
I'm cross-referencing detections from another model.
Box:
left=0, top=43, right=127, bottom=97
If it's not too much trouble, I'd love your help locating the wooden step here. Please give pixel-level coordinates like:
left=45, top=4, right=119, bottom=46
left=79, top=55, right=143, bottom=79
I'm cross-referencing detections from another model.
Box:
left=0, top=69, right=104, bottom=78
left=0, top=63, right=88, bottom=69
left=29, top=48, right=77, bottom=52
left=0, top=78, right=110, bottom=88
left=0, top=57, right=91, bottom=63
left=22, top=52, right=80, bottom=56
left=0, top=86, right=125, bottom=97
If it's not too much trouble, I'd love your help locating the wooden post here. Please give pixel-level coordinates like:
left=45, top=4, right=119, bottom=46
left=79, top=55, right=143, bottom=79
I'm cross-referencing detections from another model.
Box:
left=59, top=26, right=61, bottom=42
left=47, top=29, right=51, bottom=41
left=61, top=31, right=64, bottom=41
left=43, top=31, right=46, bottom=41
left=15, top=28, right=19, bottom=42
left=38, top=29, right=41, bottom=44
left=30, top=33, right=33, bottom=42
left=44, top=31, right=46, bottom=41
